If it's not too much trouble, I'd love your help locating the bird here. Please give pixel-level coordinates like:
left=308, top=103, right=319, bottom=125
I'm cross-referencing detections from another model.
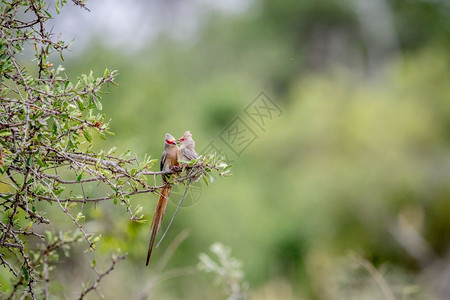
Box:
left=177, top=131, right=198, bottom=162
left=177, top=130, right=201, bottom=186
left=146, top=133, right=179, bottom=266
left=150, top=131, right=201, bottom=251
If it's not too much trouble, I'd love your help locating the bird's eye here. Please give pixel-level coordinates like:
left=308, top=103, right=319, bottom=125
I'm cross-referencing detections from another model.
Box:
left=180, top=138, right=185, bottom=142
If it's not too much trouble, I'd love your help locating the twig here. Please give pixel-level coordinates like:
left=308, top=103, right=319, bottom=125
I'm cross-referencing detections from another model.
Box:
left=43, top=255, right=49, bottom=300
left=77, top=254, right=127, bottom=300
left=0, top=254, right=18, bottom=277
left=352, top=253, right=396, bottom=300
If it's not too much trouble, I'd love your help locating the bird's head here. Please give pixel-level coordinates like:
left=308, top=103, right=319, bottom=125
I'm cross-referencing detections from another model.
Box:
left=178, top=130, right=192, bottom=144
left=164, top=133, right=177, bottom=146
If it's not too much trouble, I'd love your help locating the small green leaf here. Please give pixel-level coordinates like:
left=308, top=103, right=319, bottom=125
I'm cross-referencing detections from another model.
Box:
left=134, top=205, right=143, bottom=215
left=35, top=157, right=45, bottom=167
left=98, top=131, right=106, bottom=140
left=76, top=212, right=85, bottom=221
left=0, top=131, right=12, bottom=137
left=22, top=266, right=29, bottom=281
left=107, top=146, right=117, bottom=155
left=24, top=222, right=33, bottom=231
left=43, top=9, right=52, bottom=18
left=202, top=175, right=209, bottom=186
left=83, top=130, right=92, bottom=142
left=92, top=234, right=101, bottom=243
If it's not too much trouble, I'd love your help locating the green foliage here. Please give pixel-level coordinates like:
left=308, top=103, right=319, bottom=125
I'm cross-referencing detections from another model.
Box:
left=2, top=0, right=449, bottom=299
left=0, top=1, right=229, bottom=298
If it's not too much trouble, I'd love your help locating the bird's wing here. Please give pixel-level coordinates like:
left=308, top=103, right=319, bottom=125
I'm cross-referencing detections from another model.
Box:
left=160, top=151, right=166, bottom=171
left=181, top=148, right=198, bottom=161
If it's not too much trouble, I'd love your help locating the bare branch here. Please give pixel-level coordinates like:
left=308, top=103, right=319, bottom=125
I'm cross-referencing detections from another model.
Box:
left=0, top=1, right=230, bottom=298
left=77, top=254, right=127, bottom=300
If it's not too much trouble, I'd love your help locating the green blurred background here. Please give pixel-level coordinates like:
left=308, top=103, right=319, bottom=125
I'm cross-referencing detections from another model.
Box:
left=26, top=0, right=450, bottom=298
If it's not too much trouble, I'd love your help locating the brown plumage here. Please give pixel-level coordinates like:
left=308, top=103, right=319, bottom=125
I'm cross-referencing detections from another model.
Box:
left=146, top=133, right=178, bottom=266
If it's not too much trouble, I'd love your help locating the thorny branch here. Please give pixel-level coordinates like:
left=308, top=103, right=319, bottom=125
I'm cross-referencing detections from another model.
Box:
left=0, top=0, right=230, bottom=298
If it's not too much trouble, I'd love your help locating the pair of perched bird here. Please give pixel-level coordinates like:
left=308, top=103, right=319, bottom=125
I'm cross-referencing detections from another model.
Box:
left=146, top=131, right=198, bottom=266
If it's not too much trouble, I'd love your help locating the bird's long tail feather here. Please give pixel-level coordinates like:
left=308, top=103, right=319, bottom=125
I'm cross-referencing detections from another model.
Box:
left=145, top=185, right=171, bottom=266
left=156, top=181, right=191, bottom=248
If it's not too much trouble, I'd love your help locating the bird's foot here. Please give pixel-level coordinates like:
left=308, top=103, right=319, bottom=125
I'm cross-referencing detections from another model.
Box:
left=170, top=166, right=182, bottom=172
